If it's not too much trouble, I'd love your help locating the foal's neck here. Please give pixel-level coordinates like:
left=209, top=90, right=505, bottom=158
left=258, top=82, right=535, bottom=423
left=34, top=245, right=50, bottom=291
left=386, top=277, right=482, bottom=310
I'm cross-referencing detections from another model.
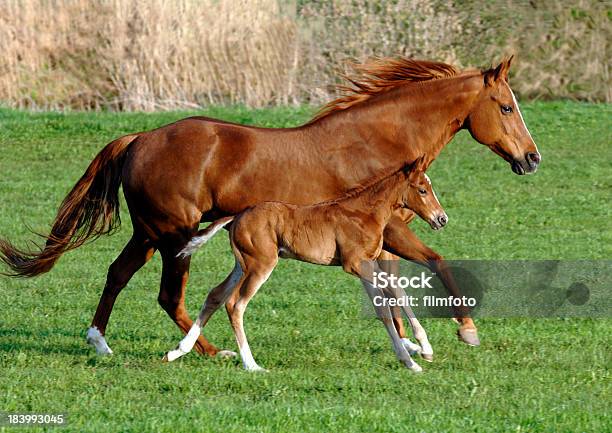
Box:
left=341, top=171, right=407, bottom=224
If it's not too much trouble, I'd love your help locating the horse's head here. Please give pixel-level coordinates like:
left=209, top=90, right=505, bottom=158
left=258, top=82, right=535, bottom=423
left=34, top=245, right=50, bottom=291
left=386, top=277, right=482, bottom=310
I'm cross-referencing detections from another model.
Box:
left=402, top=156, right=447, bottom=230
left=466, top=56, right=541, bottom=175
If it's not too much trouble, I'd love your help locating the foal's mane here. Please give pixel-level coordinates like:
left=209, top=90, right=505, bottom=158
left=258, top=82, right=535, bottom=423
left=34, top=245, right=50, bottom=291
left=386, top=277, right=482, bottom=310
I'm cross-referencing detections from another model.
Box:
left=310, top=57, right=460, bottom=123
left=323, top=162, right=410, bottom=205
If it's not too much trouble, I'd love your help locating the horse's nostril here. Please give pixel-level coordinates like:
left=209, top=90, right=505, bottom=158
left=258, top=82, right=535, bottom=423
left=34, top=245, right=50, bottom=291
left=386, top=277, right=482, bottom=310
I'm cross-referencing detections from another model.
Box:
left=438, top=215, right=448, bottom=226
left=527, top=152, right=541, bottom=165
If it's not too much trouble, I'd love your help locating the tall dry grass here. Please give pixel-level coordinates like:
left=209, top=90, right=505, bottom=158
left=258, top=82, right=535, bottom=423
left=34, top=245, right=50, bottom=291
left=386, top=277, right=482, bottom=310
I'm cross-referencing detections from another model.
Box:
left=297, top=0, right=463, bottom=101
left=0, top=0, right=300, bottom=110
left=0, top=0, right=609, bottom=110
left=454, top=0, right=610, bottom=102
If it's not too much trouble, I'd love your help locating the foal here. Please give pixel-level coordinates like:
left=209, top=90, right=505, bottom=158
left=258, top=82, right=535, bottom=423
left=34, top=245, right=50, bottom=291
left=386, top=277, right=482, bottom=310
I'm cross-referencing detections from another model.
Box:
left=164, top=156, right=447, bottom=372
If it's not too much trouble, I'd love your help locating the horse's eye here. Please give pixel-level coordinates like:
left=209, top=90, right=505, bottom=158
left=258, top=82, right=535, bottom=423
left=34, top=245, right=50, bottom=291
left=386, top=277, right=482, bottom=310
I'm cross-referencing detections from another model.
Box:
left=501, top=105, right=513, bottom=114
left=418, top=188, right=427, bottom=195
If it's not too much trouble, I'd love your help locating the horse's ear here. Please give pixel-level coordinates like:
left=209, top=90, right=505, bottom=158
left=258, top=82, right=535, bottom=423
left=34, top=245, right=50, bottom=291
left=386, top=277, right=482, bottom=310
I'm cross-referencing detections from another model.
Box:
left=484, top=55, right=513, bottom=86
left=498, top=55, right=513, bottom=81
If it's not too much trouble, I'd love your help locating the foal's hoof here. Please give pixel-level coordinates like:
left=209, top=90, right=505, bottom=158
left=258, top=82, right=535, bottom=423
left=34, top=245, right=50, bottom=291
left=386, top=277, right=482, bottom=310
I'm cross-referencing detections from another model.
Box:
left=216, top=350, right=238, bottom=358
left=400, top=338, right=422, bottom=356
left=407, top=362, right=423, bottom=373
left=421, top=352, right=434, bottom=362
left=458, top=328, right=480, bottom=346
left=245, top=365, right=268, bottom=373
left=401, top=357, right=423, bottom=372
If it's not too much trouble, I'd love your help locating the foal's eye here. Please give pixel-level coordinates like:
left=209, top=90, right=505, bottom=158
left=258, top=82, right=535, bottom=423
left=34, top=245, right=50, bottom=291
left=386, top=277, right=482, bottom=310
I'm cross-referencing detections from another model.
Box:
left=418, top=188, right=427, bottom=195
left=501, top=105, right=513, bottom=115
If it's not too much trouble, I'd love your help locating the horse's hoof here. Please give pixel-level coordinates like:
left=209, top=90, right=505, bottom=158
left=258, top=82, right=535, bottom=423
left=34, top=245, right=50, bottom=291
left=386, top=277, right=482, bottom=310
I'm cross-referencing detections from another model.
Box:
left=216, top=350, right=238, bottom=358
left=164, top=349, right=185, bottom=362
left=421, top=352, right=433, bottom=362
left=458, top=328, right=480, bottom=346
left=86, top=327, right=113, bottom=355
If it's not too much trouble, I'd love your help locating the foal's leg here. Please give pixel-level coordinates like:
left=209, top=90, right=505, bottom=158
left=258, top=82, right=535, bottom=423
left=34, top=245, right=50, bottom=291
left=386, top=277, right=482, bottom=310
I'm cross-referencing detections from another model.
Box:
left=87, top=235, right=155, bottom=355
left=376, top=251, right=421, bottom=356
left=349, top=260, right=422, bottom=372
left=375, top=254, right=432, bottom=359
left=390, top=285, right=434, bottom=361
left=164, top=260, right=243, bottom=362
left=229, top=257, right=277, bottom=372
left=383, top=217, right=480, bottom=346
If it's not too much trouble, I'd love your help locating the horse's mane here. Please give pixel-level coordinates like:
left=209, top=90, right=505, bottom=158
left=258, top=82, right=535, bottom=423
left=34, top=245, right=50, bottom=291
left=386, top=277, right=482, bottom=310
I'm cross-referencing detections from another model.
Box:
left=310, top=57, right=460, bottom=123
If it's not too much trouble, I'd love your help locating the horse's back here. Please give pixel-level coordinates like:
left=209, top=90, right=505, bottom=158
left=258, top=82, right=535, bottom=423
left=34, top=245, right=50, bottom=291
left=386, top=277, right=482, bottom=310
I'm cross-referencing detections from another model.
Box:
left=117, top=115, right=343, bottom=239
left=120, top=117, right=253, bottom=238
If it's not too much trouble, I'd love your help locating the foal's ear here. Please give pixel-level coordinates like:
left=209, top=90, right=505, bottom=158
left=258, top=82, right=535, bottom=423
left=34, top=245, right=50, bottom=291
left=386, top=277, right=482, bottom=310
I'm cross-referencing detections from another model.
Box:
left=406, top=155, right=426, bottom=180
left=419, top=154, right=433, bottom=172
left=484, top=55, right=514, bottom=86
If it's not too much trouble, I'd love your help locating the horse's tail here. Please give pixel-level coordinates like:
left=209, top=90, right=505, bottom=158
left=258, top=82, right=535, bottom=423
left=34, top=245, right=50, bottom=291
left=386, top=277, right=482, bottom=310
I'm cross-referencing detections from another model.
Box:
left=176, top=216, right=235, bottom=258
left=0, top=134, right=139, bottom=277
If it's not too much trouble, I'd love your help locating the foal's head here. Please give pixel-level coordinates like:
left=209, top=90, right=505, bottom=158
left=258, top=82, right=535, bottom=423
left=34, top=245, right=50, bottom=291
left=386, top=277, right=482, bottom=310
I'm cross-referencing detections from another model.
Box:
left=400, top=156, right=447, bottom=230
left=466, top=56, right=541, bottom=175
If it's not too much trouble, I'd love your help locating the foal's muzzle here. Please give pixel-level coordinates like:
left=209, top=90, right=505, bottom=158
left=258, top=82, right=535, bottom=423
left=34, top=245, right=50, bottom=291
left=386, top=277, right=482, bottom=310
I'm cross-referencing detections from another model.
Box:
left=430, top=213, right=448, bottom=230
left=512, top=152, right=541, bottom=175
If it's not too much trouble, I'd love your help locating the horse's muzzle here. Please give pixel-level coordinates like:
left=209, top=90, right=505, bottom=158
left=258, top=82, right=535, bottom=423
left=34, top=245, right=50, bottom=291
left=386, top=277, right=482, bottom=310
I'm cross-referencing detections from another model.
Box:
left=512, top=152, right=541, bottom=175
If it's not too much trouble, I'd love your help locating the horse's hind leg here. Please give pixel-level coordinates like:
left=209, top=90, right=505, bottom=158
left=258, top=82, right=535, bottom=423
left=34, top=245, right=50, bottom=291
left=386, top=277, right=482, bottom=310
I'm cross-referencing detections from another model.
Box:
left=164, top=260, right=244, bottom=362
left=158, top=247, right=220, bottom=356
left=88, top=235, right=155, bottom=355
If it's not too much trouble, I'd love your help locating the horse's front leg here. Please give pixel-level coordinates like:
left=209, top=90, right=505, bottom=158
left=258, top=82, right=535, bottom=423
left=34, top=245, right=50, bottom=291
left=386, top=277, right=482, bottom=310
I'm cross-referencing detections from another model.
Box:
left=382, top=216, right=480, bottom=346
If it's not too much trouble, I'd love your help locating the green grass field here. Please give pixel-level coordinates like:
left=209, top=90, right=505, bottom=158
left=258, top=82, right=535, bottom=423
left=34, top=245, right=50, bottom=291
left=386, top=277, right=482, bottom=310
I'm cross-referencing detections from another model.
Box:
left=0, top=102, right=610, bottom=432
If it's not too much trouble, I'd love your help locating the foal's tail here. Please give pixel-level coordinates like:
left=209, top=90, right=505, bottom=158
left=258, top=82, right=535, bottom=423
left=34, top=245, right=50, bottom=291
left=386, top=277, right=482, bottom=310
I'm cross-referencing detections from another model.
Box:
left=177, top=216, right=235, bottom=258
left=0, top=134, right=139, bottom=277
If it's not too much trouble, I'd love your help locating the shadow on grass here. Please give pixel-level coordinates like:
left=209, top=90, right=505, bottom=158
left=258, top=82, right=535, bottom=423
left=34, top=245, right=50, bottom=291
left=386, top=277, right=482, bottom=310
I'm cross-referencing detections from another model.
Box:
left=0, top=327, right=165, bottom=358
left=0, top=327, right=234, bottom=362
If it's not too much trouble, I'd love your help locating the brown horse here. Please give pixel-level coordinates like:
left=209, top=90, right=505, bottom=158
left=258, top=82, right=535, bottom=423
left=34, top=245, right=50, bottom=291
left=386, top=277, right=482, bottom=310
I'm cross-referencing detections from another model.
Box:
left=164, top=156, right=444, bottom=372
left=0, top=56, right=540, bottom=356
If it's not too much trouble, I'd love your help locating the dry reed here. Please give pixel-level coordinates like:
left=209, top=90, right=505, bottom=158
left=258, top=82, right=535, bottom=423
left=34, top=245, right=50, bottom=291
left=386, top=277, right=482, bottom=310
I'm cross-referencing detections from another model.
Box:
left=0, top=0, right=608, bottom=110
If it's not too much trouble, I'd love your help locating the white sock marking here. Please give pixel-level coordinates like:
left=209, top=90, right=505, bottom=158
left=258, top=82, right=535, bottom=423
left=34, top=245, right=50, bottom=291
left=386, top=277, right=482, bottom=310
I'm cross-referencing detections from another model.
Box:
left=164, top=324, right=201, bottom=362
left=179, top=324, right=201, bottom=353
left=86, top=327, right=113, bottom=355
left=240, top=342, right=265, bottom=371
left=401, top=338, right=422, bottom=356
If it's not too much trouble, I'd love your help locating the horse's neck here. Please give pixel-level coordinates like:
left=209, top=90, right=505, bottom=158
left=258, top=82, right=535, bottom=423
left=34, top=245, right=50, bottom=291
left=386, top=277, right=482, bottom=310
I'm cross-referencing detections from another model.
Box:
left=307, top=74, right=480, bottom=175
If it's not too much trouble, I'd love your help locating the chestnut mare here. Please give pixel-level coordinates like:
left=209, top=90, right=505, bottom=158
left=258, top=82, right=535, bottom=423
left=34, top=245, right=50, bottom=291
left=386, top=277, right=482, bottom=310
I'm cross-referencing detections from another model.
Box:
left=164, top=156, right=445, bottom=372
left=0, top=56, right=540, bottom=357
